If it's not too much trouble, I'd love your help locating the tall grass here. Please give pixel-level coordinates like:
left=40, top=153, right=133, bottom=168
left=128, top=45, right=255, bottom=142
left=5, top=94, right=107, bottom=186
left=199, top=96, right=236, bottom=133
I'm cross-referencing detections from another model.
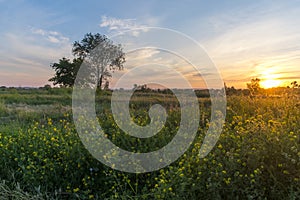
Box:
left=0, top=89, right=299, bottom=199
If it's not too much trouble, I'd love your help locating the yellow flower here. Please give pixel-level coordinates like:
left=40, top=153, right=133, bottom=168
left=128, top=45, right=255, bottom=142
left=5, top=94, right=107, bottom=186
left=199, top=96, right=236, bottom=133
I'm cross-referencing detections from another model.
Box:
left=283, top=170, right=289, bottom=174
left=73, top=188, right=80, bottom=193
left=224, top=178, right=231, bottom=185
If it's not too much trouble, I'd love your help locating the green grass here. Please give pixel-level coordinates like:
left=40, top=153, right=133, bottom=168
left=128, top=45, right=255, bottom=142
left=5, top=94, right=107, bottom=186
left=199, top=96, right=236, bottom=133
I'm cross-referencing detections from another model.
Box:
left=0, top=88, right=299, bottom=199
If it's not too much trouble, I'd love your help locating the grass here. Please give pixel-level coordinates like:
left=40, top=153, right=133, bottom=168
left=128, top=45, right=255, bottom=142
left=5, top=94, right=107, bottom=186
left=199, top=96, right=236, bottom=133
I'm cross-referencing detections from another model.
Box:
left=0, top=88, right=299, bottom=199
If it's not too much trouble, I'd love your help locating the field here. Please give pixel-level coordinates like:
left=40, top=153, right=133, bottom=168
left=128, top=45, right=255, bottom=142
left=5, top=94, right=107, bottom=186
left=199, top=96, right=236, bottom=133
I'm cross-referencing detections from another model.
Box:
left=0, top=87, right=299, bottom=199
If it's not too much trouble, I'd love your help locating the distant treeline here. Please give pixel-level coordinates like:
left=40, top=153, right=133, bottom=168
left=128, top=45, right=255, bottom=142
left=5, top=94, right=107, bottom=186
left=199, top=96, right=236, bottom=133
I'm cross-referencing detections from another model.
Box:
left=1, top=84, right=299, bottom=98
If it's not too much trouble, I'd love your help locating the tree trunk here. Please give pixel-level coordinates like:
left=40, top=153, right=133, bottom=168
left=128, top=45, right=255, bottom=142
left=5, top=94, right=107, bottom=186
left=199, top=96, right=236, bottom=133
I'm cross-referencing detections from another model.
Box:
left=98, top=74, right=103, bottom=90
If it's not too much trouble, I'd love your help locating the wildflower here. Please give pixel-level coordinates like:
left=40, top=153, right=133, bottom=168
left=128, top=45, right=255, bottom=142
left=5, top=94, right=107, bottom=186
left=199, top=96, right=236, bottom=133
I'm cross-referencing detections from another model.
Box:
left=283, top=170, right=289, bottom=174
left=73, top=188, right=80, bottom=193
left=224, top=178, right=231, bottom=185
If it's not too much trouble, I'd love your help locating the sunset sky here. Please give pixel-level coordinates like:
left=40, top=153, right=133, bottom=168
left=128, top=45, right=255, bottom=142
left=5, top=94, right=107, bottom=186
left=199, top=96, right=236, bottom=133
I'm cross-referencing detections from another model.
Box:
left=1, top=0, right=300, bottom=88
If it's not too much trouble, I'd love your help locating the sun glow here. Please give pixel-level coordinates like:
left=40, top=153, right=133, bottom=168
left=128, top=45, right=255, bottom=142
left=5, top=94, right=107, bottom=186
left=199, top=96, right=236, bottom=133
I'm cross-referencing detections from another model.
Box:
left=260, top=79, right=281, bottom=89
left=258, top=67, right=283, bottom=89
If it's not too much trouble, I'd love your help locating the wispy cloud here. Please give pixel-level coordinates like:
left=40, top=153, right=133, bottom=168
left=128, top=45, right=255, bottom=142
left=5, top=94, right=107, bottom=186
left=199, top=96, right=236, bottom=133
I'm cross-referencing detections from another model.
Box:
left=200, top=4, right=300, bottom=87
left=5, top=30, right=72, bottom=62
left=99, top=15, right=149, bottom=36
left=31, top=28, right=69, bottom=44
left=0, top=28, right=72, bottom=86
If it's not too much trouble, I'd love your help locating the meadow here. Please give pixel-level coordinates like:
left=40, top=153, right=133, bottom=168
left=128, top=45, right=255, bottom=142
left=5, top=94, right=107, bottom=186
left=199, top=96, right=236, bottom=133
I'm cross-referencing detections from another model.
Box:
left=0, top=87, right=299, bottom=199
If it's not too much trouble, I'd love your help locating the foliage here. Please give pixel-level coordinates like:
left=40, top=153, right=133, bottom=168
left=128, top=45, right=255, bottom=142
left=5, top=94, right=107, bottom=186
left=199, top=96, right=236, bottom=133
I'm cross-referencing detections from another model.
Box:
left=72, top=33, right=125, bottom=89
left=0, top=89, right=299, bottom=199
left=49, top=58, right=82, bottom=87
left=49, top=33, right=125, bottom=89
left=247, top=78, right=261, bottom=96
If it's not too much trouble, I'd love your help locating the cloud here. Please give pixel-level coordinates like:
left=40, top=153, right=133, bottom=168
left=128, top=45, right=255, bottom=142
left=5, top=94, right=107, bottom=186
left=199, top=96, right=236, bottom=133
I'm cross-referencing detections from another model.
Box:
left=31, top=27, right=69, bottom=44
left=99, top=15, right=148, bottom=36
left=200, top=5, right=300, bottom=88
left=5, top=31, right=72, bottom=61
left=0, top=28, right=72, bottom=87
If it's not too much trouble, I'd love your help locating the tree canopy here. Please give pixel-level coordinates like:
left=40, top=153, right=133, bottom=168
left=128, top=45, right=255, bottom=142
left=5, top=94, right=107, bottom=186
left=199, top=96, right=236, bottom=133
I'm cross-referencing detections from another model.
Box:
left=49, top=58, right=82, bottom=87
left=49, top=33, right=125, bottom=89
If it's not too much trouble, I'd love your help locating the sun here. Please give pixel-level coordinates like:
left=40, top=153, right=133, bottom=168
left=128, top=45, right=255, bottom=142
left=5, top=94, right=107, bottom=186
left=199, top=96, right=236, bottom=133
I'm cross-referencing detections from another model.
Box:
left=260, top=79, right=281, bottom=89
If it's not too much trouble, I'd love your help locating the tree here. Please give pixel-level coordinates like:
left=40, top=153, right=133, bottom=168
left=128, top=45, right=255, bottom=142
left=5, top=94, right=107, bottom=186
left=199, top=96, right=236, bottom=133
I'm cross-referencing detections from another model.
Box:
left=72, top=33, right=125, bottom=89
left=49, top=33, right=125, bottom=89
left=49, top=57, right=82, bottom=87
left=224, top=82, right=237, bottom=96
left=247, top=78, right=261, bottom=96
left=40, top=84, right=51, bottom=90
left=133, top=84, right=138, bottom=90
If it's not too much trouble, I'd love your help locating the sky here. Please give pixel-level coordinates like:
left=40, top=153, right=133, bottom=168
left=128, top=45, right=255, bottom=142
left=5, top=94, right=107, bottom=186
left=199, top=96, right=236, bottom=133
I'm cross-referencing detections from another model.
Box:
left=1, top=0, right=300, bottom=88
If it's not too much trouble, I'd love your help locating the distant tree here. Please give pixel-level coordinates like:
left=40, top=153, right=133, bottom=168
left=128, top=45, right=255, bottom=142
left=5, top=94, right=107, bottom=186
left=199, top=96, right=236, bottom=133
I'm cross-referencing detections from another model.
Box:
left=49, top=58, right=82, bottom=87
left=134, top=84, right=151, bottom=92
left=43, top=84, right=51, bottom=89
left=72, top=33, right=125, bottom=90
left=224, top=82, right=237, bottom=96
left=140, top=84, right=148, bottom=92
left=133, top=84, right=138, bottom=90
left=247, top=78, right=261, bottom=96
left=41, top=84, right=52, bottom=91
